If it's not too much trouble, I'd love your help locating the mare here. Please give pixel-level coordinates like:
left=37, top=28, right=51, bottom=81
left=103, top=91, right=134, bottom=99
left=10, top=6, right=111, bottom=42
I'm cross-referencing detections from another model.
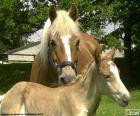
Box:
left=0, top=49, right=130, bottom=116
left=30, top=5, right=100, bottom=86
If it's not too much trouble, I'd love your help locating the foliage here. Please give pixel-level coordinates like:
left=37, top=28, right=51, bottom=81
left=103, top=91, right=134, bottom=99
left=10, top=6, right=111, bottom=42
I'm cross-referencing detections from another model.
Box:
left=115, top=58, right=140, bottom=88
left=0, top=0, right=49, bottom=53
left=0, top=0, right=31, bottom=52
left=102, top=35, right=124, bottom=50
left=90, top=0, right=140, bottom=60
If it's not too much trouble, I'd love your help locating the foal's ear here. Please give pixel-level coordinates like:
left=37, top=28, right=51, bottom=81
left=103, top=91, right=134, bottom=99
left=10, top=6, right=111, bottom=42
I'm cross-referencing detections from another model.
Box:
left=49, top=5, right=57, bottom=23
left=69, top=5, right=78, bottom=21
left=102, top=48, right=116, bottom=60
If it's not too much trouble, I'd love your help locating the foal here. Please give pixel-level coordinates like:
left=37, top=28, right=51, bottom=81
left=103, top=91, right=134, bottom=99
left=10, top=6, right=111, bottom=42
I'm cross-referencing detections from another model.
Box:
left=0, top=49, right=130, bottom=116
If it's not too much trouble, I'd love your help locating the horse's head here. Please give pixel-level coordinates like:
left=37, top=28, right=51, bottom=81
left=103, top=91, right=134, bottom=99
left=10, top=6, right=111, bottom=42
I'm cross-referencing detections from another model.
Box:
left=98, top=48, right=130, bottom=107
left=48, top=33, right=80, bottom=85
left=41, top=5, right=80, bottom=85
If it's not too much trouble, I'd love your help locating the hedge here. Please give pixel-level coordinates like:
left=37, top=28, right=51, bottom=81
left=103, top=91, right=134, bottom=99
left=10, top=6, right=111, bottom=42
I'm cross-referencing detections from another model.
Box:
left=0, top=63, right=31, bottom=93
left=115, top=58, right=140, bottom=89
left=0, top=59, right=140, bottom=93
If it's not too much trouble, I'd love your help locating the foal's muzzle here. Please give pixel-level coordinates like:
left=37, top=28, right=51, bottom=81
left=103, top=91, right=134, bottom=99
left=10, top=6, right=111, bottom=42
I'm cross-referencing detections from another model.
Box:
left=113, top=91, right=130, bottom=107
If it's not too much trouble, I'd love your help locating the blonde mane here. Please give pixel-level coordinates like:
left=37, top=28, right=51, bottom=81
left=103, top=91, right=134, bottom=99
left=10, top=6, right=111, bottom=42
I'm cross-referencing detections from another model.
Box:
left=40, top=10, right=80, bottom=65
left=67, top=60, right=96, bottom=86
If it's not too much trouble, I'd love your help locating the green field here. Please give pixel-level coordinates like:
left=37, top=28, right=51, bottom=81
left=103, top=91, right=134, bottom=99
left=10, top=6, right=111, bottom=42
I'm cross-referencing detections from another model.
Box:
left=97, top=90, right=140, bottom=116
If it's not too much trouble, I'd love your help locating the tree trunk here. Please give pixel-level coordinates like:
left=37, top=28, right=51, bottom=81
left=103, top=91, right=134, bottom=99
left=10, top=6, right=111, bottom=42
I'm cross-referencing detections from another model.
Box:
left=124, top=27, right=132, bottom=64
left=123, top=17, right=133, bottom=87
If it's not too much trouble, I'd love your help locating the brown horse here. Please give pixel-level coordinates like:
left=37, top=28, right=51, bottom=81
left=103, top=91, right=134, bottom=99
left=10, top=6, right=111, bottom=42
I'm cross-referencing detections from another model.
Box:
left=0, top=49, right=130, bottom=116
left=30, top=5, right=100, bottom=86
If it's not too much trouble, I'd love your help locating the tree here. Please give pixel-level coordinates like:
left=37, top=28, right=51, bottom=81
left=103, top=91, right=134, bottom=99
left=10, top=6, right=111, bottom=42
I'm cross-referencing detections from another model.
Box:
left=89, top=0, right=140, bottom=87
left=0, top=0, right=49, bottom=53
left=0, top=0, right=30, bottom=52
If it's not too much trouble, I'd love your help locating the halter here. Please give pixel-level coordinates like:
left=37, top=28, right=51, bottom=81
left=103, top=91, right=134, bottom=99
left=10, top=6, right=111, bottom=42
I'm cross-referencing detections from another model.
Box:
left=48, top=38, right=77, bottom=74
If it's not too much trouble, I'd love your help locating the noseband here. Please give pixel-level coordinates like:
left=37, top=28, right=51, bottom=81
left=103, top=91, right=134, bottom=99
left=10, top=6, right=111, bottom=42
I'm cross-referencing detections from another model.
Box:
left=48, top=39, right=77, bottom=74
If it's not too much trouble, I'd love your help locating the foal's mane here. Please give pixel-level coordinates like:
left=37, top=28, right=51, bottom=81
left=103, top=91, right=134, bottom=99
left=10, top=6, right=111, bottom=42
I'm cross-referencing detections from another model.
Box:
left=40, top=10, right=80, bottom=64
left=67, top=60, right=96, bottom=86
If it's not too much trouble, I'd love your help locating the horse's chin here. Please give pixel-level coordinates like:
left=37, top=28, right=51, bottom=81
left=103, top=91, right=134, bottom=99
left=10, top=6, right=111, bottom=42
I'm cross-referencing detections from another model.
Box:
left=58, top=73, right=76, bottom=85
left=58, top=81, right=68, bottom=86
left=58, top=78, right=74, bottom=85
left=113, top=96, right=129, bottom=107
left=117, top=100, right=129, bottom=107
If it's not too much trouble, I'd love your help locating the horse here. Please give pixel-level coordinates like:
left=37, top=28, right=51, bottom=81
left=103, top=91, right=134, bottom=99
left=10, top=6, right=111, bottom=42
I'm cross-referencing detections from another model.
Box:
left=0, top=48, right=130, bottom=116
left=30, top=5, right=101, bottom=86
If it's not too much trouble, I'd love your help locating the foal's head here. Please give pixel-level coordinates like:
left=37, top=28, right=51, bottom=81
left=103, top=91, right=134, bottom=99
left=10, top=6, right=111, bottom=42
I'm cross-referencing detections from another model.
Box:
left=41, top=6, right=80, bottom=85
left=98, top=48, right=130, bottom=107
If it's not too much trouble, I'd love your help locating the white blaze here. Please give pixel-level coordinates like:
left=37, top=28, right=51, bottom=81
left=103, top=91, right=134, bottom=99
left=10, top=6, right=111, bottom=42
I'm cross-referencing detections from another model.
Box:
left=0, top=95, right=5, bottom=101
left=61, top=35, right=71, bottom=61
left=108, top=61, right=120, bottom=81
left=44, top=18, right=51, bottom=30
left=0, top=95, right=5, bottom=114
left=108, top=61, right=130, bottom=95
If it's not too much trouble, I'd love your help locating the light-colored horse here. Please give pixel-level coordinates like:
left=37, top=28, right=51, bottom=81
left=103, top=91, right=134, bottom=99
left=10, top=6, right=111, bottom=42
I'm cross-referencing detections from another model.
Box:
left=0, top=49, right=130, bottom=116
left=30, top=5, right=100, bottom=86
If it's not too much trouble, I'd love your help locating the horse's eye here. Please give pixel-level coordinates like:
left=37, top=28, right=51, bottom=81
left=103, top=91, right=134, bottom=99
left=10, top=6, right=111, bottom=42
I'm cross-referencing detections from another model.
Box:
left=50, top=40, right=57, bottom=48
left=105, top=75, right=111, bottom=80
left=103, top=74, right=110, bottom=80
left=76, top=40, right=80, bottom=50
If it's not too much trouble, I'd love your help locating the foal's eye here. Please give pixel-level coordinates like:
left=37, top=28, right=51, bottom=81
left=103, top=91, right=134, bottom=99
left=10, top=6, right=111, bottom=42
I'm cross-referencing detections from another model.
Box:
left=106, top=75, right=110, bottom=79
left=50, top=40, right=57, bottom=48
left=104, top=75, right=110, bottom=80
left=76, top=40, right=80, bottom=50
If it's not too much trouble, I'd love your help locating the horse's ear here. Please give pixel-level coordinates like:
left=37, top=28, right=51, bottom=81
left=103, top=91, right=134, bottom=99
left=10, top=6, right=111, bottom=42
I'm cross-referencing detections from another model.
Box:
left=103, top=48, right=116, bottom=60
left=49, top=5, right=57, bottom=23
left=109, top=47, right=116, bottom=59
left=69, top=5, right=78, bottom=21
left=94, top=48, right=101, bottom=68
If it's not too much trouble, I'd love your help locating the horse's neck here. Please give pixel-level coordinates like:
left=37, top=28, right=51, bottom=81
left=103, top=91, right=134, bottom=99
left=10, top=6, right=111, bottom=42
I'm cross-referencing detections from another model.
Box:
left=39, top=60, right=58, bottom=86
left=73, top=62, right=101, bottom=113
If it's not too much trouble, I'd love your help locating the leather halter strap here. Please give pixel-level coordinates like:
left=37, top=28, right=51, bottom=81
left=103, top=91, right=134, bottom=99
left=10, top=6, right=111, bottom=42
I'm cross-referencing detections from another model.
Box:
left=56, top=61, right=77, bottom=71
left=48, top=38, right=77, bottom=74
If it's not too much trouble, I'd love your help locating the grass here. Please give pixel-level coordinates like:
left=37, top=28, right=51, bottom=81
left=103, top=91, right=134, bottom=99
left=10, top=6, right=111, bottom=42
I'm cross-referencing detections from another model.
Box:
left=97, top=90, right=140, bottom=116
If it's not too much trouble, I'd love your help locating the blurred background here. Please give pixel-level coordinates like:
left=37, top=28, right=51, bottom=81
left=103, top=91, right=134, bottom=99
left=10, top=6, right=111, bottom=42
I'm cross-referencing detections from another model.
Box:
left=0, top=0, right=140, bottom=115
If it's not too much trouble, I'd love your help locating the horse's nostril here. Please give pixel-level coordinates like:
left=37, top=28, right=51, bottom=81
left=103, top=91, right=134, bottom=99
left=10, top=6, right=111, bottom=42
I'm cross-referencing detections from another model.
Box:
left=120, top=94, right=130, bottom=106
left=124, top=99, right=128, bottom=105
left=60, top=77, right=66, bottom=84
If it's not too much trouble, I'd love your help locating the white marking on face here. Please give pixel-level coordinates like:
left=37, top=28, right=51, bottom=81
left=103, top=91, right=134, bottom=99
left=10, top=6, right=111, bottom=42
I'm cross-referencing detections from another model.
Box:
left=61, top=35, right=71, bottom=61
left=0, top=94, right=5, bottom=101
left=108, top=61, right=120, bottom=81
left=108, top=61, right=130, bottom=96
left=44, top=18, right=51, bottom=30
left=0, top=95, right=5, bottom=111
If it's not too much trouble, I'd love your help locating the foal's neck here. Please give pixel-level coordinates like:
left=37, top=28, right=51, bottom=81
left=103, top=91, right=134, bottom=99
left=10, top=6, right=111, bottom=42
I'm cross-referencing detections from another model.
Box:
left=73, top=61, right=101, bottom=113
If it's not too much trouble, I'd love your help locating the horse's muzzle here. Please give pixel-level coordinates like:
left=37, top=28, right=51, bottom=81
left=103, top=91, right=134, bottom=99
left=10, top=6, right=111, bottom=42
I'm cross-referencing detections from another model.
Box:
left=58, top=66, right=76, bottom=85
left=114, top=92, right=131, bottom=107
left=119, top=93, right=130, bottom=107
